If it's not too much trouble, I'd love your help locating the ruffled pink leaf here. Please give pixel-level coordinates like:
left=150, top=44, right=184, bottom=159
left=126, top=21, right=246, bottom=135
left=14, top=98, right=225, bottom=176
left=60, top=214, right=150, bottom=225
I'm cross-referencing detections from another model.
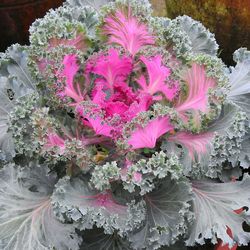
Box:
left=128, top=117, right=174, bottom=149
left=137, top=55, right=179, bottom=101
left=109, top=81, right=137, bottom=105
left=91, top=81, right=107, bottom=105
left=59, top=54, right=84, bottom=102
left=176, top=63, right=216, bottom=113
left=168, top=131, right=214, bottom=160
left=87, top=117, right=114, bottom=137
left=90, top=48, right=133, bottom=89
left=62, top=55, right=79, bottom=89
left=77, top=106, right=114, bottom=137
left=103, top=10, right=155, bottom=56
left=125, top=93, right=152, bottom=121
left=105, top=101, right=129, bottom=117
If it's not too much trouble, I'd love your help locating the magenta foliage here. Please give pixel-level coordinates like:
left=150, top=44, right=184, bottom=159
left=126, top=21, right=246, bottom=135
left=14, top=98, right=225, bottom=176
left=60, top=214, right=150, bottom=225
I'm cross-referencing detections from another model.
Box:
left=137, top=55, right=179, bottom=101
left=58, top=54, right=84, bottom=103
left=128, top=117, right=174, bottom=149
left=90, top=48, right=133, bottom=89
left=103, top=9, right=155, bottom=56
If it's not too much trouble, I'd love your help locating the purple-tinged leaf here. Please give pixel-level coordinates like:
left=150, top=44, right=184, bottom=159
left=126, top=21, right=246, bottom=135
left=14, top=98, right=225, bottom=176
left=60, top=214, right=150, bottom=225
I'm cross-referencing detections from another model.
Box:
left=52, top=177, right=145, bottom=235
left=176, top=63, right=216, bottom=113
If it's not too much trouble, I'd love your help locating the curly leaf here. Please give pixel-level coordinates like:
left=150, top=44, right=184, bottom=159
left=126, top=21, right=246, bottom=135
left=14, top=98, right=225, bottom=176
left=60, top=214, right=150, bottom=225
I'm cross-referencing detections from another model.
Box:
left=163, top=103, right=248, bottom=178
left=0, top=163, right=81, bottom=250
left=187, top=177, right=250, bottom=247
left=121, top=151, right=183, bottom=195
left=129, top=177, right=193, bottom=249
left=66, top=0, right=112, bottom=11
left=0, top=45, right=35, bottom=160
left=175, top=15, right=218, bottom=56
left=52, top=176, right=146, bottom=235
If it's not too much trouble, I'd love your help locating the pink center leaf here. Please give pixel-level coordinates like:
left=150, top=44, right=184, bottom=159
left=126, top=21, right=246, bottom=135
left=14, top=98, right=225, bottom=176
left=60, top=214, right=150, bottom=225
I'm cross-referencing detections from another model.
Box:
left=57, top=54, right=84, bottom=103
left=90, top=48, right=133, bottom=90
left=76, top=105, right=115, bottom=138
left=128, top=116, right=174, bottom=149
left=137, top=55, right=179, bottom=101
left=103, top=9, right=155, bottom=56
left=176, top=63, right=216, bottom=113
left=168, top=131, right=214, bottom=160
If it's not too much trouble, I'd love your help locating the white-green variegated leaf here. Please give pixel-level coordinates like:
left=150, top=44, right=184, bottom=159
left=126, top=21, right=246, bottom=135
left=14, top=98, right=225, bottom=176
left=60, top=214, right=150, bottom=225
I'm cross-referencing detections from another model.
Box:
left=208, top=102, right=239, bottom=133
left=187, top=177, right=250, bottom=247
left=171, top=15, right=218, bottom=56
left=163, top=103, right=248, bottom=178
left=228, top=48, right=250, bottom=118
left=0, top=163, right=81, bottom=250
left=66, top=0, right=112, bottom=10
left=129, top=177, right=193, bottom=250
left=238, top=134, right=250, bottom=168
left=0, top=45, right=35, bottom=161
left=208, top=103, right=248, bottom=172
left=81, top=228, right=131, bottom=250
left=52, top=176, right=145, bottom=235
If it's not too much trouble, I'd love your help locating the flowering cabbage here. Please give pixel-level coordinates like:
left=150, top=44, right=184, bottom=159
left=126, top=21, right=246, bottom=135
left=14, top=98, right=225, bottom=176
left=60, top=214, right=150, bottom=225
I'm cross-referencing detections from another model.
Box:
left=0, top=0, right=250, bottom=249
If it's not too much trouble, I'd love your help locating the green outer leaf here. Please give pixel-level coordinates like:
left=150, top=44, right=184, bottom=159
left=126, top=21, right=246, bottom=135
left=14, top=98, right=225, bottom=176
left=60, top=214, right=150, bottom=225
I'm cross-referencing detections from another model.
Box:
left=129, top=176, right=193, bottom=250
left=162, top=102, right=248, bottom=178
left=0, top=44, right=35, bottom=161
left=0, top=163, right=81, bottom=250
left=174, top=15, right=218, bottom=56
left=187, top=176, right=250, bottom=247
left=52, top=176, right=146, bottom=235
left=66, top=0, right=113, bottom=11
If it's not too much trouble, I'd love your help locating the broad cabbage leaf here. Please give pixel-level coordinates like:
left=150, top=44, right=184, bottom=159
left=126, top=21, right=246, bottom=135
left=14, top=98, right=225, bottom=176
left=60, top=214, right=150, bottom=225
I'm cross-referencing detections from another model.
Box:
left=129, top=176, right=193, bottom=250
left=52, top=176, right=146, bottom=235
left=187, top=176, right=250, bottom=247
left=0, top=163, right=81, bottom=250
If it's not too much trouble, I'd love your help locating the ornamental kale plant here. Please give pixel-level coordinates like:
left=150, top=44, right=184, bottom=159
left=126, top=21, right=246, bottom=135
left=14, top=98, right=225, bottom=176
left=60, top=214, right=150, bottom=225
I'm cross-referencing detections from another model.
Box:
left=1, top=0, right=250, bottom=249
